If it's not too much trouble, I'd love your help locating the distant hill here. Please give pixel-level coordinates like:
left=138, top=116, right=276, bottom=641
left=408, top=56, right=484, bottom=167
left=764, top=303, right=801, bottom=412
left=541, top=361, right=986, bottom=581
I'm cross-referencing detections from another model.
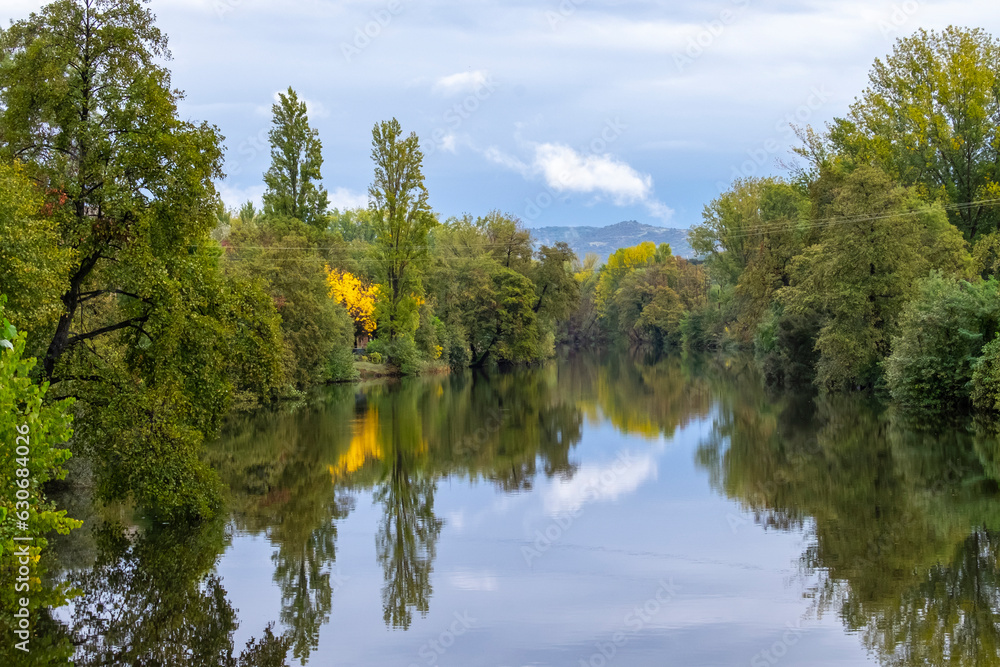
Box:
left=530, top=220, right=694, bottom=264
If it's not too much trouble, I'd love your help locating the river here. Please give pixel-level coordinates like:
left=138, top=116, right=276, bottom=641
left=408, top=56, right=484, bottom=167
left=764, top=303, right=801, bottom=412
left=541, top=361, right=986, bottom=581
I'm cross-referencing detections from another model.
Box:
left=41, top=351, right=1000, bottom=666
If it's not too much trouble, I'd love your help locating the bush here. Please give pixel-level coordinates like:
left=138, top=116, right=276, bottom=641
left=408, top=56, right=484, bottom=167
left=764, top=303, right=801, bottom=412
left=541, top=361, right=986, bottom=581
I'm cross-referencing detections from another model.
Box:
left=326, top=344, right=359, bottom=382
left=887, top=273, right=1000, bottom=413
left=388, top=336, right=422, bottom=375
left=441, top=324, right=470, bottom=370
left=680, top=307, right=721, bottom=351
left=755, top=307, right=821, bottom=387
left=0, top=300, right=80, bottom=663
left=415, top=310, right=442, bottom=359
left=972, top=339, right=1000, bottom=414
left=365, top=337, right=422, bottom=374
left=365, top=338, right=388, bottom=362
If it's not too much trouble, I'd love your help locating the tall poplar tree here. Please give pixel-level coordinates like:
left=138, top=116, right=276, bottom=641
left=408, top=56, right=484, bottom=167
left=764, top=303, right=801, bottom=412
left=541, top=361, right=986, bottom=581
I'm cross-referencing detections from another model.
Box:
left=368, top=118, right=436, bottom=340
left=262, top=87, right=329, bottom=228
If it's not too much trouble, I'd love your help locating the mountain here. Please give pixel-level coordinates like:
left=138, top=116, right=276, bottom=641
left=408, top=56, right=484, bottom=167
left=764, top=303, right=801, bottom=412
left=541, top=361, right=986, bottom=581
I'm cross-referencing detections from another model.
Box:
left=530, top=220, right=694, bottom=263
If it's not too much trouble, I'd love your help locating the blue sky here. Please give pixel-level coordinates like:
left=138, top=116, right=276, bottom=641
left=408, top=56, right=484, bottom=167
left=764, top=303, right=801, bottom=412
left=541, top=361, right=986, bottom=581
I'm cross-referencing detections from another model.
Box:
left=4, top=0, right=1000, bottom=229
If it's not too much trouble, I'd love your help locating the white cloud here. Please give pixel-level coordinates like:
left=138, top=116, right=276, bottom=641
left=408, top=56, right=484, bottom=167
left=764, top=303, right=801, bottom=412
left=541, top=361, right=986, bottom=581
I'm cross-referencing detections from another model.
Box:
left=439, top=133, right=458, bottom=153
left=485, top=142, right=673, bottom=220
left=644, top=199, right=675, bottom=222
left=328, top=187, right=368, bottom=210
left=432, top=70, right=491, bottom=96
left=449, top=570, right=499, bottom=592
left=218, top=182, right=265, bottom=210
left=484, top=146, right=532, bottom=176
left=534, top=143, right=651, bottom=203
left=543, top=451, right=657, bottom=517
left=253, top=90, right=328, bottom=119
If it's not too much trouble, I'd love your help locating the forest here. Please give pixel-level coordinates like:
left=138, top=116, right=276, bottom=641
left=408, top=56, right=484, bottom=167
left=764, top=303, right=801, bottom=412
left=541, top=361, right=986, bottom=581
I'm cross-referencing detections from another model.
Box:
left=3, top=0, right=1000, bottom=655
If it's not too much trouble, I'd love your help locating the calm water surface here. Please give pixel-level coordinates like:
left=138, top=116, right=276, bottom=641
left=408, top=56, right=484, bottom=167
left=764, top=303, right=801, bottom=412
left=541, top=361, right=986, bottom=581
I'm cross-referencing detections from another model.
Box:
left=45, top=352, right=1000, bottom=666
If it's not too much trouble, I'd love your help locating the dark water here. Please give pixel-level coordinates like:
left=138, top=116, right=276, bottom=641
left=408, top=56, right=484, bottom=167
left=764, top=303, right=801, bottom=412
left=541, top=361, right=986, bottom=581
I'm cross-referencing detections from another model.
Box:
left=39, top=352, right=1000, bottom=666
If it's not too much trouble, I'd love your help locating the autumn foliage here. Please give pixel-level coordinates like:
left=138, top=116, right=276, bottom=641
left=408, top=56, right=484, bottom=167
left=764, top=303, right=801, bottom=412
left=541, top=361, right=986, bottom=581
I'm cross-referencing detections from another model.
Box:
left=325, top=266, right=378, bottom=345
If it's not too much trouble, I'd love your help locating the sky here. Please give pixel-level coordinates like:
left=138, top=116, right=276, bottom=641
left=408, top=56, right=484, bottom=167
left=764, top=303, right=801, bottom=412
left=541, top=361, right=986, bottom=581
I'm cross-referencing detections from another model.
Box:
left=3, top=0, right=1000, bottom=230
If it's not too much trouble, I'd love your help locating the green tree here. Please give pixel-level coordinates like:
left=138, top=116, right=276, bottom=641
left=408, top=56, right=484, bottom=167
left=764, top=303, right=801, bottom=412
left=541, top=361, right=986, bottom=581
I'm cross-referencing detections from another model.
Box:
left=368, top=118, right=436, bottom=340
left=689, top=177, right=812, bottom=343
left=532, top=242, right=580, bottom=322
left=886, top=273, right=1000, bottom=413
left=829, top=26, right=1000, bottom=239
left=0, top=0, right=223, bottom=378
left=478, top=210, right=533, bottom=273
left=0, top=0, right=284, bottom=519
left=780, top=166, right=972, bottom=389
left=0, top=298, right=79, bottom=666
left=262, top=88, right=329, bottom=229
left=465, top=267, right=539, bottom=366
left=224, top=216, right=353, bottom=389
left=0, top=163, right=74, bottom=358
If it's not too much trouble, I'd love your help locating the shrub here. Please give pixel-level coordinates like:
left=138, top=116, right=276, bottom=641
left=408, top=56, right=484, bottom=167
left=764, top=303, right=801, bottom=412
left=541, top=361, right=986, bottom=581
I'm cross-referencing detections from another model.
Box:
left=365, top=338, right=388, bottom=362
left=326, top=345, right=359, bottom=382
left=972, top=339, right=1000, bottom=414
left=388, top=336, right=422, bottom=376
left=887, top=273, right=1000, bottom=413
left=0, top=299, right=80, bottom=663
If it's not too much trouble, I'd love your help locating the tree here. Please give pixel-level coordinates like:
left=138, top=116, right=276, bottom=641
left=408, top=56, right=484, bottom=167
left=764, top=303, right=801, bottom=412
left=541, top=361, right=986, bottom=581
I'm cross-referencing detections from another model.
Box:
left=885, top=273, right=1000, bottom=413
left=368, top=118, right=436, bottom=340
left=262, top=88, right=329, bottom=229
left=780, top=166, right=972, bottom=389
left=0, top=0, right=223, bottom=378
left=532, top=242, right=580, bottom=322
left=829, top=27, right=1000, bottom=239
left=478, top=210, right=533, bottom=272
left=325, top=267, right=377, bottom=347
left=464, top=266, right=539, bottom=365
left=594, top=241, right=658, bottom=332
left=688, top=177, right=812, bottom=343
left=0, top=298, right=80, bottom=665
left=0, top=163, right=74, bottom=358
left=225, top=216, right=353, bottom=389
left=0, top=0, right=284, bottom=519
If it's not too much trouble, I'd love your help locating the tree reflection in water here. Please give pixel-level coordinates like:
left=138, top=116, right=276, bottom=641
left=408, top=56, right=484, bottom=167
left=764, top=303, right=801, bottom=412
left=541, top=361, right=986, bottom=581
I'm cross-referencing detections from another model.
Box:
left=66, top=520, right=291, bottom=667
left=695, top=360, right=1000, bottom=666
left=40, top=351, right=1000, bottom=665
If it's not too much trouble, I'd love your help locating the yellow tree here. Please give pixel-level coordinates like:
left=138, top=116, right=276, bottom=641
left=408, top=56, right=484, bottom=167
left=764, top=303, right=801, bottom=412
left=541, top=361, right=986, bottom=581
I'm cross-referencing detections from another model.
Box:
left=326, top=267, right=378, bottom=347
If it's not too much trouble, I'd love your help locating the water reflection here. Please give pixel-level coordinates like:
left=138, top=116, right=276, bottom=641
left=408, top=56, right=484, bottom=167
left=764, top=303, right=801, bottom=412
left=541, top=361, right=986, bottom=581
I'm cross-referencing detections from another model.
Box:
left=64, top=520, right=290, bottom=666
left=36, top=352, right=1000, bottom=665
left=695, top=370, right=1000, bottom=665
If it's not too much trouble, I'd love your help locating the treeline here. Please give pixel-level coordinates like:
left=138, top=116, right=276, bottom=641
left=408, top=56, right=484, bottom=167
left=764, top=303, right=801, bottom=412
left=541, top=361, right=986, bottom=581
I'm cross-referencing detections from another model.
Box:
left=216, top=99, right=581, bottom=383
left=594, top=26, right=1000, bottom=419
left=0, top=0, right=583, bottom=526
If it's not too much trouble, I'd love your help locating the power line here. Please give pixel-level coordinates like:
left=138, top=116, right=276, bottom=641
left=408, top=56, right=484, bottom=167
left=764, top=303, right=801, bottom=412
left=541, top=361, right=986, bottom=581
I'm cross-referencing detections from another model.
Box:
left=698, top=197, right=1000, bottom=243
